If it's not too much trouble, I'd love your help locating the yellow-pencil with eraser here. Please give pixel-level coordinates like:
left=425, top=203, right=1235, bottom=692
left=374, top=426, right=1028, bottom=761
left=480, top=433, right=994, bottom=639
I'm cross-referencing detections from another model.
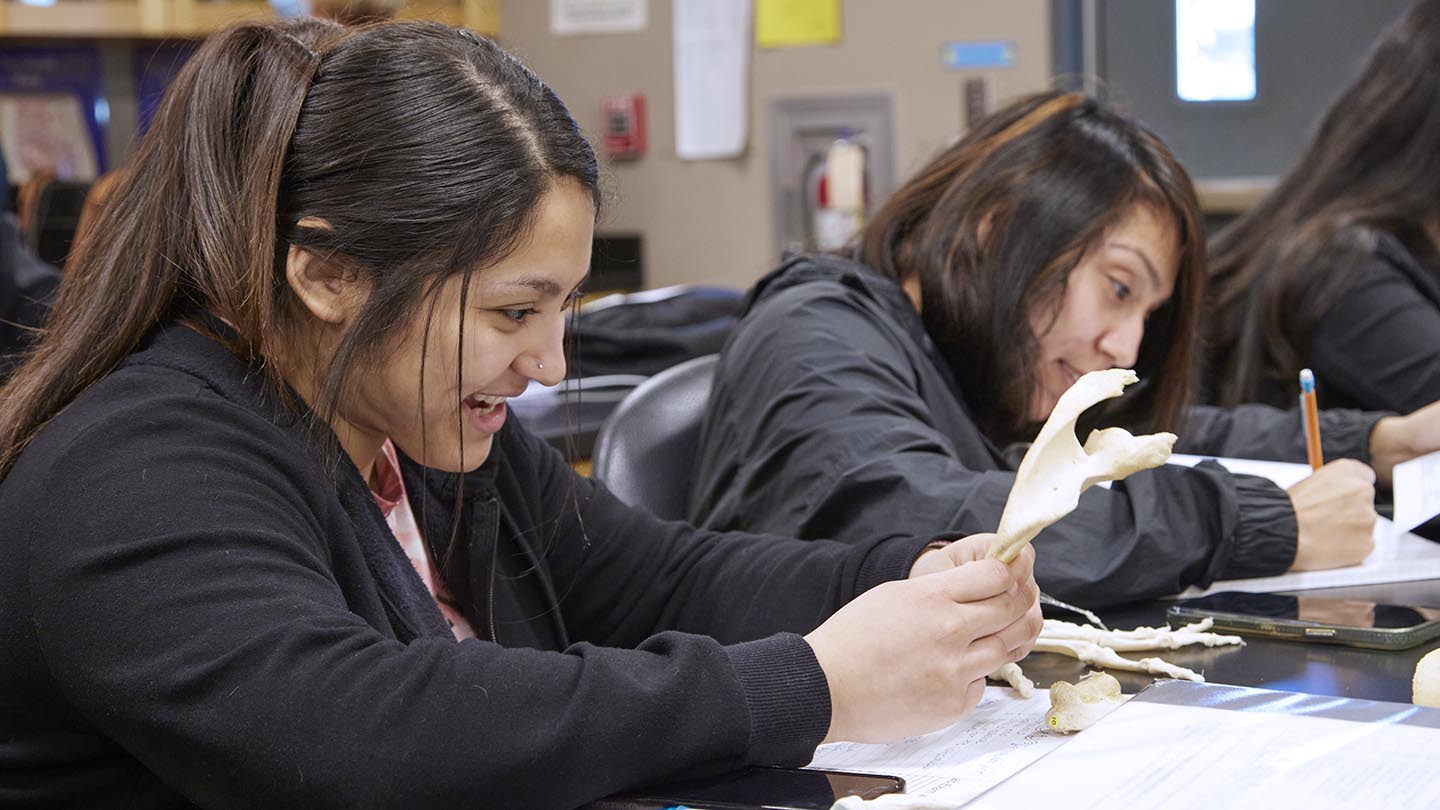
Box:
left=1299, top=368, right=1323, bottom=471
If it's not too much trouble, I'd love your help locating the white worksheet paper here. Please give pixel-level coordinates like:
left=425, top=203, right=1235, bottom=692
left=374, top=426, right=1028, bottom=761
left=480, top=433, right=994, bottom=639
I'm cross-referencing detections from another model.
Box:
left=1168, top=454, right=1440, bottom=594
left=1168, top=452, right=1312, bottom=488
left=1391, top=448, right=1440, bottom=532
left=806, top=687, right=1076, bottom=805
left=966, top=698, right=1440, bottom=809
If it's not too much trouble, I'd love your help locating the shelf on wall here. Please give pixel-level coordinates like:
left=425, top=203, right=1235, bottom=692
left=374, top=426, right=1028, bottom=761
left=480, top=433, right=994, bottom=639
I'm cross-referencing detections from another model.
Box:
left=1195, top=176, right=1276, bottom=215
left=0, top=0, right=499, bottom=38
left=170, top=0, right=273, bottom=36
left=398, top=0, right=497, bottom=32
left=0, top=0, right=167, bottom=38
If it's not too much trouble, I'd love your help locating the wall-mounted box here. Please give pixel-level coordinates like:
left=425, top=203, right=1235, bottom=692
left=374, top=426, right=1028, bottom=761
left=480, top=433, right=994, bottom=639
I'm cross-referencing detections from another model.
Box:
left=768, top=93, right=895, bottom=257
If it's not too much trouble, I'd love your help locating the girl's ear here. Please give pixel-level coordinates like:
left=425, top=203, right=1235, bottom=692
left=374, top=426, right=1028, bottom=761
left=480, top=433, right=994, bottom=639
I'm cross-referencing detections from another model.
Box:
left=285, top=218, right=367, bottom=325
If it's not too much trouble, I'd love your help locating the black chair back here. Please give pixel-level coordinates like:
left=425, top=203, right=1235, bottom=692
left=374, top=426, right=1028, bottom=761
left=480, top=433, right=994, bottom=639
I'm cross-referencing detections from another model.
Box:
left=590, top=354, right=718, bottom=520
left=24, top=179, right=90, bottom=267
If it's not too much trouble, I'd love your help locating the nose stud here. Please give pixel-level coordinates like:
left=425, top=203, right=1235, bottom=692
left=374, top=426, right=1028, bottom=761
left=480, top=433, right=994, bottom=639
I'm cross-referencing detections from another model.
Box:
left=537, top=362, right=544, bottom=370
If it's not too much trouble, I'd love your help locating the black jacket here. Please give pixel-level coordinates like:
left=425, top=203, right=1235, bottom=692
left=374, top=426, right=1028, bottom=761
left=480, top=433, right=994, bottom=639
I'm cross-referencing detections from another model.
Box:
left=0, top=322, right=935, bottom=809
left=689, top=255, right=1381, bottom=608
left=1296, top=230, right=1440, bottom=413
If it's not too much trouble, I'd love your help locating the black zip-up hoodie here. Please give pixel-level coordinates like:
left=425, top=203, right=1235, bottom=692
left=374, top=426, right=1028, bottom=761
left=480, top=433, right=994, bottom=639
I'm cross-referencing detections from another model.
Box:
left=689, top=254, right=1383, bottom=608
left=0, top=320, right=935, bottom=809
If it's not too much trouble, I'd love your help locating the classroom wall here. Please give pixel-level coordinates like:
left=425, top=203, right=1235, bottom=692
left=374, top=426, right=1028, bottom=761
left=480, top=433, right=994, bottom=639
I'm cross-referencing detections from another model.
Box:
left=500, top=0, right=1052, bottom=290
left=100, top=44, right=140, bottom=170
left=1097, top=0, right=1411, bottom=180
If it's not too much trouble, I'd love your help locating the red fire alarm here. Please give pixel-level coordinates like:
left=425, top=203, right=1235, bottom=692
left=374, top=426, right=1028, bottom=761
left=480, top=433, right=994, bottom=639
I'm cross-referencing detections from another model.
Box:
left=601, top=94, right=646, bottom=160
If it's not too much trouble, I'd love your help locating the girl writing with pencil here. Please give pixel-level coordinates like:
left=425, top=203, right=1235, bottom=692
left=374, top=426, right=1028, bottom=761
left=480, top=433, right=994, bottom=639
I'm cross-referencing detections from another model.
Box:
left=1209, top=0, right=1440, bottom=414
left=0, top=20, right=1041, bottom=808
left=689, top=91, right=1440, bottom=610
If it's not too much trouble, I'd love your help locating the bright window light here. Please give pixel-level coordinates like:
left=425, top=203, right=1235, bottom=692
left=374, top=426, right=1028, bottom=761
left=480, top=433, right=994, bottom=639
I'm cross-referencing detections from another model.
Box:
left=1176, top=0, right=1256, bottom=102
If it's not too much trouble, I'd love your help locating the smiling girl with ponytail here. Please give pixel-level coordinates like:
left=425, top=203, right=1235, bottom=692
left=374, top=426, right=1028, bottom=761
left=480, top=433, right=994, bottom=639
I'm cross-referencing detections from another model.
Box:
left=0, top=18, right=1040, bottom=810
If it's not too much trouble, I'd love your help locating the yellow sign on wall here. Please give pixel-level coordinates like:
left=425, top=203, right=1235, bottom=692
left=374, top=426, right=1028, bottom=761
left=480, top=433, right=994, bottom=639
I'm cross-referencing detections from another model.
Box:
left=756, top=0, right=840, bottom=48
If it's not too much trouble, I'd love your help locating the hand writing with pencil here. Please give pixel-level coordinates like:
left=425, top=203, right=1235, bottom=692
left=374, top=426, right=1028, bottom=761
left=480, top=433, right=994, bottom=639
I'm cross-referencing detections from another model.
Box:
left=1287, top=460, right=1378, bottom=571
left=1283, top=369, right=1376, bottom=571
left=1286, top=369, right=1377, bottom=571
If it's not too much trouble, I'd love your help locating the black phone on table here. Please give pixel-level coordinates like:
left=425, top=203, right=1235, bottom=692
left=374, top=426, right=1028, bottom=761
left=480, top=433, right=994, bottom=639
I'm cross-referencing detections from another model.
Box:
left=589, top=766, right=905, bottom=810
left=1166, top=590, right=1440, bottom=650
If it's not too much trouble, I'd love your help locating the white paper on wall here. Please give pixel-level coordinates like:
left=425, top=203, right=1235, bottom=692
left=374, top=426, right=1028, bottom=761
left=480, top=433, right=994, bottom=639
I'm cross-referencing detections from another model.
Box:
left=550, top=0, right=648, bottom=36
left=673, top=0, right=751, bottom=160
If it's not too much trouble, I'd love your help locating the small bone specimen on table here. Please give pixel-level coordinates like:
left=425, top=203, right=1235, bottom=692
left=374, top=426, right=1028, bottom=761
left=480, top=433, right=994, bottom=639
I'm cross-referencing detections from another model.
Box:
left=1416, top=647, right=1440, bottom=708
left=988, top=368, right=1176, bottom=563
left=989, top=662, right=1035, bottom=698
left=1046, top=671, right=1124, bottom=732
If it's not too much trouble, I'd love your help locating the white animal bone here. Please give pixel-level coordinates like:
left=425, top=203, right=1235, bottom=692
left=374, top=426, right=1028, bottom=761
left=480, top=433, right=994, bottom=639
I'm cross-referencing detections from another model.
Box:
left=1415, top=647, right=1440, bottom=708
left=1046, top=671, right=1124, bottom=732
left=988, top=661, right=1035, bottom=698
left=989, top=619, right=1243, bottom=697
left=1037, top=618, right=1245, bottom=651
left=1031, top=638, right=1205, bottom=682
left=987, top=368, right=1176, bottom=563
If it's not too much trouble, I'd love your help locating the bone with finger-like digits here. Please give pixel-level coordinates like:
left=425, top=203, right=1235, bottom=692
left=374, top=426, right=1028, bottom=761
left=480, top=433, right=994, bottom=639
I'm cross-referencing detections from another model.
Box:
left=987, top=368, right=1177, bottom=563
left=1031, top=638, right=1206, bottom=682
left=1037, top=618, right=1244, bottom=651
left=987, top=618, right=1243, bottom=693
left=1032, top=618, right=1244, bottom=682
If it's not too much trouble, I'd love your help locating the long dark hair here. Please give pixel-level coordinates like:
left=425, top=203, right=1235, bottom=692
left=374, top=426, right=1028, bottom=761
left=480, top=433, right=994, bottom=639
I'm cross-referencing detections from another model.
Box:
left=857, top=91, right=1205, bottom=443
left=1207, top=0, right=1440, bottom=408
left=0, top=19, right=599, bottom=480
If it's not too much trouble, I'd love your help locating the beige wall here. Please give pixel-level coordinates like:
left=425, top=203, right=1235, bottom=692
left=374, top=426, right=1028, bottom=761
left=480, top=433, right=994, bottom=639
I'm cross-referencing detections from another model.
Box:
left=501, top=0, right=1052, bottom=290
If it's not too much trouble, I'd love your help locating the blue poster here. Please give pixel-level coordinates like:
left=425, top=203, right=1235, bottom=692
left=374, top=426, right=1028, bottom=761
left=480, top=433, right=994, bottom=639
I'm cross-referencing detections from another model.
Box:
left=134, top=42, right=197, bottom=136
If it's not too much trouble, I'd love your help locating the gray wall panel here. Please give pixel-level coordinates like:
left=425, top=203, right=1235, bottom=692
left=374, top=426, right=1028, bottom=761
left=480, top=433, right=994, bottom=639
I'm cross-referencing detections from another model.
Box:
left=1099, top=0, right=1410, bottom=179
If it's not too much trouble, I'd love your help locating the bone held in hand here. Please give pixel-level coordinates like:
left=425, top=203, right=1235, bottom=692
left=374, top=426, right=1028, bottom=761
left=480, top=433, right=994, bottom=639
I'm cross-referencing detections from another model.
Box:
left=988, top=369, right=1176, bottom=563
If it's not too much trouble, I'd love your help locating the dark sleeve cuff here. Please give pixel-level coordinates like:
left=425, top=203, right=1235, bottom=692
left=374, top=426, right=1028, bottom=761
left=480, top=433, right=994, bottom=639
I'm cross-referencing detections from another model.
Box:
left=1215, top=474, right=1298, bottom=580
left=725, top=633, right=832, bottom=766
left=1319, top=408, right=1389, bottom=464
left=852, top=534, right=941, bottom=595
